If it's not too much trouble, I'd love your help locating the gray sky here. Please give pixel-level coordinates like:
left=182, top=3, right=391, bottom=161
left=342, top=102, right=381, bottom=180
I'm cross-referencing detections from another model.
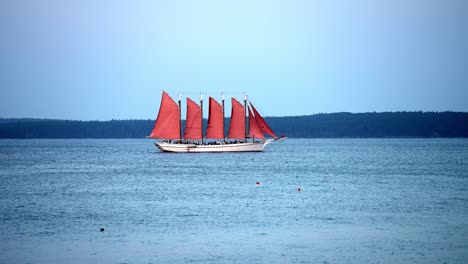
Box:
left=2, top=0, right=467, bottom=120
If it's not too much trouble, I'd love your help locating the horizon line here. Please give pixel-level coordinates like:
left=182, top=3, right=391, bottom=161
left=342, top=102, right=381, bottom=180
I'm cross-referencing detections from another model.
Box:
left=1, top=110, right=466, bottom=122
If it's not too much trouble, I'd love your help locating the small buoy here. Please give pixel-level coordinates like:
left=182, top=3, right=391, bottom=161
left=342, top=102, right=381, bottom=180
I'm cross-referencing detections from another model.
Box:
left=100, top=228, right=104, bottom=232
left=298, top=187, right=301, bottom=192
left=256, top=181, right=260, bottom=185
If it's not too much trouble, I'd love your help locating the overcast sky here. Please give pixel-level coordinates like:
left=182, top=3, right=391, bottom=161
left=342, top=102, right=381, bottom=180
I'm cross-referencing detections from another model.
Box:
left=2, top=0, right=467, bottom=120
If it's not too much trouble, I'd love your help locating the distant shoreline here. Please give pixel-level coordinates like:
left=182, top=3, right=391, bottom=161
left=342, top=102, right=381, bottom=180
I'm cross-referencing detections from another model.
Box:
left=1, top=137, right=467, bottom=140
left=1, top=111, right=467, bottom=139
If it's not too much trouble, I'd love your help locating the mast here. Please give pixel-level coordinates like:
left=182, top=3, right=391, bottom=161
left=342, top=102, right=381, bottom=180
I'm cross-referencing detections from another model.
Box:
left=222, top=92, right=225, bottom=142
left=149, top=91, right=181, bottom=140
left=227, top=98, right=246, bottom=140
left=244, top=93, right=248, bottom=140
left=205, top=97, right=224, bottom=140
left=184, top=98, right=202, bottom=141
left=178, top=93, right=182, bottom=141
left=200, top=93, right=204, bottom=144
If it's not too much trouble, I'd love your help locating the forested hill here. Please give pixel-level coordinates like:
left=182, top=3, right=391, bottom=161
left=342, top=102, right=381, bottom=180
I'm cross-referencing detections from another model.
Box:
left=0, top=112, right=467, bottom=139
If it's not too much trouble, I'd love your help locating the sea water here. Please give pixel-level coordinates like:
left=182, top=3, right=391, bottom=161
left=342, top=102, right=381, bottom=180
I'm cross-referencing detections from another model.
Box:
left=0, top=139, right=467, bottom=263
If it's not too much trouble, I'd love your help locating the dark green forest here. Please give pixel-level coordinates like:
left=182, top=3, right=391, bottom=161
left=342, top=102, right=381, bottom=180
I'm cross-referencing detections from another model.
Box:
left=0, top=112, right=467, bottom=138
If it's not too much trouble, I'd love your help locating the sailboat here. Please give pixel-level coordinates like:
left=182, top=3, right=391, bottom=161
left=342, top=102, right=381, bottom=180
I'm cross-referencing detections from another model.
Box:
left=149, top=91, right=286, bottom=153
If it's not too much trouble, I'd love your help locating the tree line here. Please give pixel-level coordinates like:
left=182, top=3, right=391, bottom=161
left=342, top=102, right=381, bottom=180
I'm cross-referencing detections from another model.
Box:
left=0, top=111, right=467, bottom=139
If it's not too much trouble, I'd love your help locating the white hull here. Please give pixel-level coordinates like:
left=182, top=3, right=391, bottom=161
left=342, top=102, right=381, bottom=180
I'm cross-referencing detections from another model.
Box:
left=155, top=140, right=275, bottom=153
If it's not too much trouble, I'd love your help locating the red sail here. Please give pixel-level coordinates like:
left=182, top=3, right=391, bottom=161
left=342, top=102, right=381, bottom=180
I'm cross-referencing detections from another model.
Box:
left=250, top=102, right=278, bottom=138
left=248, top=106, right=265, bottom=139
left=227, top=98, right=245, bottom=139
left=205, top=97, right=224, bottom=139
left=149, top=91, right=181, bottom=139
left=184, top=98, right=202, bottom=140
